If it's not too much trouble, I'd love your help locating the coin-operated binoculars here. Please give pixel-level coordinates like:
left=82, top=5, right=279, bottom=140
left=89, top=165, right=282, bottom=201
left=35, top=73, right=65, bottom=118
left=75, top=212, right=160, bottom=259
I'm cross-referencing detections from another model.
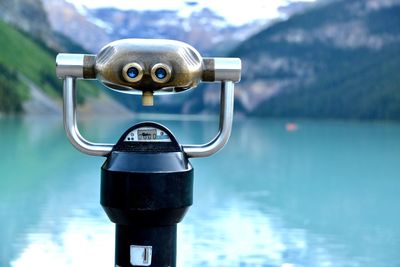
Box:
left=56, top=39, right=241, bottom=267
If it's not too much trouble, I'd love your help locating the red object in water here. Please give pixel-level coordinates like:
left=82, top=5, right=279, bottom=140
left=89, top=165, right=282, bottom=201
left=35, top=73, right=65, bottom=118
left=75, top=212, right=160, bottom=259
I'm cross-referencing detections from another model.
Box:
left=286, top=123, right=298, bottom=132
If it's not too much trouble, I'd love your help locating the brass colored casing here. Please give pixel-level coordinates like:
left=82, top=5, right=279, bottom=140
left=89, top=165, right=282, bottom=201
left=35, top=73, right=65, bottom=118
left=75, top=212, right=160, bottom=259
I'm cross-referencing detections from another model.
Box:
left=95, top=39, right=203, bottom=94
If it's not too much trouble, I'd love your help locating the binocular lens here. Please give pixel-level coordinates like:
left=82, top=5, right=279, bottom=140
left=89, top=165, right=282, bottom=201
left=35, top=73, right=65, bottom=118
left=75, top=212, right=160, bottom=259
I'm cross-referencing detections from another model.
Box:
left=122, top=63, right=143, bottom=83
left=155, top=68, right=167, bottom=80
left=127, top=67, right=139, bottom=79
left=151, top=63, right=171, bottom=83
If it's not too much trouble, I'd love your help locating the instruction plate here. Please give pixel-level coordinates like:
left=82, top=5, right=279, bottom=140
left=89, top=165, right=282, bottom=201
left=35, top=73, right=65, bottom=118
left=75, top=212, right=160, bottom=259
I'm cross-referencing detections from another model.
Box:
left=124, top=127, right=171, bottom=142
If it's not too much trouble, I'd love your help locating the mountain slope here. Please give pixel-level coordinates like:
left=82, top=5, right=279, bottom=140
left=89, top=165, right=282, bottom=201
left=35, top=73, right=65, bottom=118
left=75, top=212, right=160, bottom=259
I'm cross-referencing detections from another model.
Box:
left=0, top=0, right=134, bottom=115
left=231, top=0, right=400, bottom=120
left=0, top=21, right=97, bottom=113
left=0, top=0, right=51, bottom=45
left=0, top=0, right=85, bottom=52
left=0, top=63, right=28, bottom=113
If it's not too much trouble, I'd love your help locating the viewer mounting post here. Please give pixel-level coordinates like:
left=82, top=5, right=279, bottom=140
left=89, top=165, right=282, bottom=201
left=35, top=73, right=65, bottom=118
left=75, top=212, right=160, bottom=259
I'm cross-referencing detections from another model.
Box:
left=56, top=39, right=241, bottom=267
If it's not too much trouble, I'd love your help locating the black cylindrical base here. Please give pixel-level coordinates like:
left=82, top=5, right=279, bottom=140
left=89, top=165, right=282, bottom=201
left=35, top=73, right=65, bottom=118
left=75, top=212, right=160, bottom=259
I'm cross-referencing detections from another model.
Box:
left=115, top=224, right=177, bottom=267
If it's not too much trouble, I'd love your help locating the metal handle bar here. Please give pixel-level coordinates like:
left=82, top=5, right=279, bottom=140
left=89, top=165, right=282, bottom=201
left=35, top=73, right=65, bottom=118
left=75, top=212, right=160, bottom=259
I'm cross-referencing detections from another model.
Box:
left=63, top=77, right=235, bottom=158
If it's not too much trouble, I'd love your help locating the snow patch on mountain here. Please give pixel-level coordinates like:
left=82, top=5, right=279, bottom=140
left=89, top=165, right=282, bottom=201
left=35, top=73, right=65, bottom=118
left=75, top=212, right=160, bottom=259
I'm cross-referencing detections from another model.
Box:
left=65, top=0, right=317, bottom=26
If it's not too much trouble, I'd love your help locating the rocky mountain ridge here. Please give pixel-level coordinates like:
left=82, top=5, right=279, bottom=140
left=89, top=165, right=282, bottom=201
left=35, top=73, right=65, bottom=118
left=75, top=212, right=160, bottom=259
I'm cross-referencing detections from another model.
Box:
left=42, top=0, right=270, bottom=54
left=224, top=0, right=400, bottom=120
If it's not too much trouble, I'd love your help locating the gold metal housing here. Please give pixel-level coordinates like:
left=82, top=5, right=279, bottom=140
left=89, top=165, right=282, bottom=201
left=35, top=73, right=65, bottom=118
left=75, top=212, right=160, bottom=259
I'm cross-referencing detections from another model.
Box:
left=95, top=39, right=203, bottom=95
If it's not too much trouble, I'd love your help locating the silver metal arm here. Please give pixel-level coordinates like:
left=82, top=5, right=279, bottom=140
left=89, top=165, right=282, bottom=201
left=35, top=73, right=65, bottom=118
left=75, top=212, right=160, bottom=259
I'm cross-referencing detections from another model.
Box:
left=63, top=77, right=113, bottom=156
left=182, top=81, right=235, bottom=158
left=63, top=76, right=235, bottom=158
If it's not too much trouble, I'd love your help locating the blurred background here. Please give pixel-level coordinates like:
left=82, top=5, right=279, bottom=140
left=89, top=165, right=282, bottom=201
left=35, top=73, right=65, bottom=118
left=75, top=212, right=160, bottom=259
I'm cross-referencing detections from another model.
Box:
left=0, top=0, right=400, bottom=266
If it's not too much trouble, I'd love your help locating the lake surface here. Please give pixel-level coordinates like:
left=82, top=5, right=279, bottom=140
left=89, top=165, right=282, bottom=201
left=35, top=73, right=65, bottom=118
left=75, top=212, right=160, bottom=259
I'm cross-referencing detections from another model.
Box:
left=0, top=115, right=400, bottom=267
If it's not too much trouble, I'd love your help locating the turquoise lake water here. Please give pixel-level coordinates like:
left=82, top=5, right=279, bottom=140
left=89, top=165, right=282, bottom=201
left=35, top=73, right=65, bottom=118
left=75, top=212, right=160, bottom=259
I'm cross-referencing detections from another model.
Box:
left=0, top=115, right=400, bottom=267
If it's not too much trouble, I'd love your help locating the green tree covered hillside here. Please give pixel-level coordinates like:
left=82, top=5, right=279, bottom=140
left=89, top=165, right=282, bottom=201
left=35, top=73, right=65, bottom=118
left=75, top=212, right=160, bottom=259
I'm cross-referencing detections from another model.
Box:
left=0, top=21, right=97, bottom=113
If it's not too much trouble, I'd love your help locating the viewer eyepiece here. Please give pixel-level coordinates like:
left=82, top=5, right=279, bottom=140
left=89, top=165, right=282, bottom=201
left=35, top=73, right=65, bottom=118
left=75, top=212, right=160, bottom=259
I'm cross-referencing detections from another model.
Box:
left=122, top=62, right=144, bottom=83
left=155, top=68, right=167, bottom=80
left=151, top=63, right=172, bottom=83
